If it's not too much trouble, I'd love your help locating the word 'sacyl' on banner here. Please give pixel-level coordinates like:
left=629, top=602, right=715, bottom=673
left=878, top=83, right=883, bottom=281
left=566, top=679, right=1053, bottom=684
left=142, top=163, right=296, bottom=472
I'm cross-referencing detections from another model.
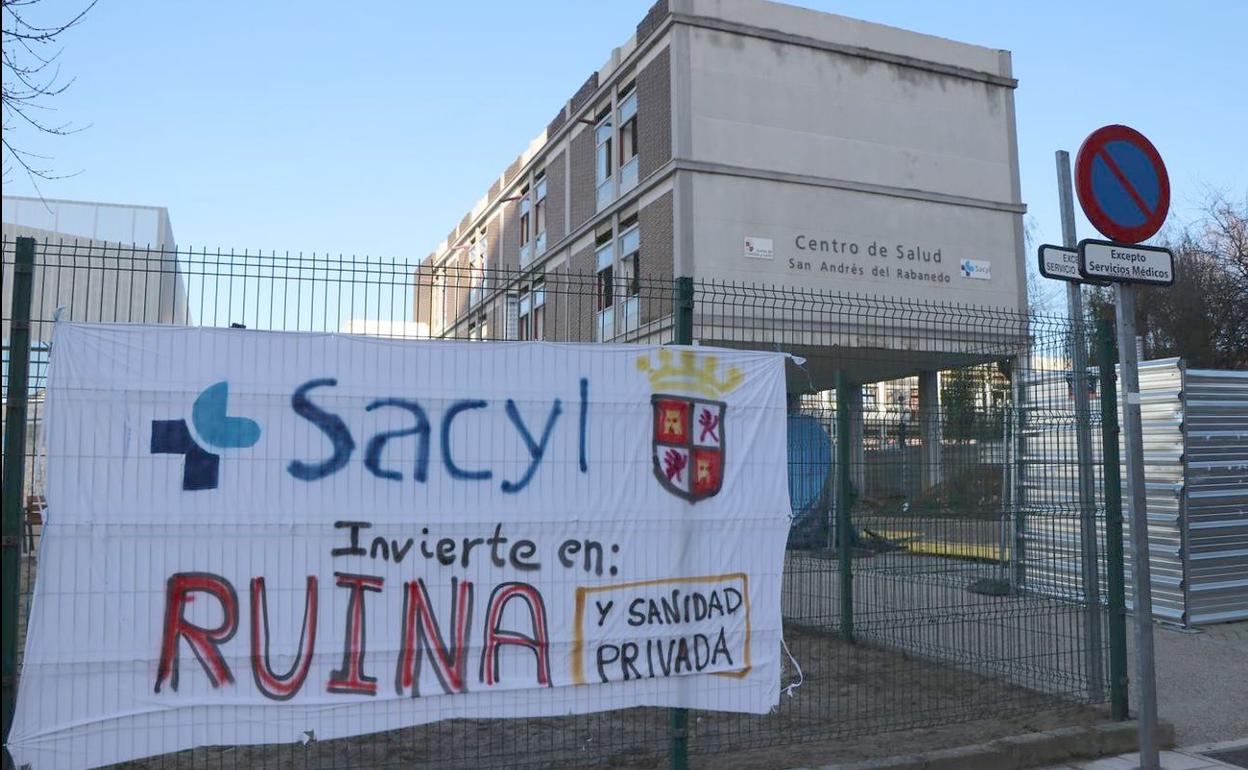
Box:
left=7, top=324, right=791, bottom=770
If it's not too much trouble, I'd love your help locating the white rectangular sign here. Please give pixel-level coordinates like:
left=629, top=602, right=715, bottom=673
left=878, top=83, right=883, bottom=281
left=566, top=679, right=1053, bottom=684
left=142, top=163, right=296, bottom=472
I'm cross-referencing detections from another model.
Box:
left=959, top=258, right=992, bottom=281
left=8, top=324, right=792, bottom=770
left=744, top=236, right=774, bottom=259
left=1037, top=244, right=1081, bottom=282
left=1078, top=239, right=1175, bottom=286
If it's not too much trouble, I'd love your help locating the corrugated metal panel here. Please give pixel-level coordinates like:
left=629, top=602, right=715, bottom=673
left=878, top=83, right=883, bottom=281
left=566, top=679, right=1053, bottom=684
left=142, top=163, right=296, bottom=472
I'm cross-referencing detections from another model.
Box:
left=1182, top=366, right=1248, bottom=625
left=1020, top=358, right=1248, bottom=626
left=1123, top=359, right=1186, bottom=623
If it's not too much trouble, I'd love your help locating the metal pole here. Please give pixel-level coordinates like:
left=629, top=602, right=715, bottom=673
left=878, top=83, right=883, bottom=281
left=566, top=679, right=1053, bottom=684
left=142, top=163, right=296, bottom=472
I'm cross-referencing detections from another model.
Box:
left=1056, top=150, right=1104, bottom=699
left=1114, top=285, right=1160, bottom=770
left=2, top=237, right=36, bottom=756
left=836, top=371, right=854, bottom=643
left=1097, top=317, right=1130, bottom=721
left=1010, top=357, right=1027, bottom=593
left=667, top=275, right=694, bottom=770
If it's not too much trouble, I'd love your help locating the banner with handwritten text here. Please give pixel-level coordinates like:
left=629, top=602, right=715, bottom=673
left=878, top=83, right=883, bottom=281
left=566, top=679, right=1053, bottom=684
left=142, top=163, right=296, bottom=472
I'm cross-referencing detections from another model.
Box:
left=7, top=323, right=791, bottom=769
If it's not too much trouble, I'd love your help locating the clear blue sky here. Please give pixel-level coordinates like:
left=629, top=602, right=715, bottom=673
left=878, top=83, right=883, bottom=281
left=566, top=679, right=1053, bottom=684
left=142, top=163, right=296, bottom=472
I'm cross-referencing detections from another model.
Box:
left=8, top=0, right=1246, bottom=304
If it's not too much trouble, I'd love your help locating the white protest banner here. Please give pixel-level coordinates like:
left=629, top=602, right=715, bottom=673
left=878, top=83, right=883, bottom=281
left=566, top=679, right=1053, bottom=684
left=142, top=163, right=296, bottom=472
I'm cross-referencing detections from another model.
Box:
left=7, top=323, right=792, bottom=769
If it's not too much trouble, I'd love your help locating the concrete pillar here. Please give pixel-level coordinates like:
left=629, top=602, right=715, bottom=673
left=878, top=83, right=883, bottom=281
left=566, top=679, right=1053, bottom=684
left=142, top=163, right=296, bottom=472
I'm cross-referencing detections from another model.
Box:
left=919, top=370, right=942, bottom=490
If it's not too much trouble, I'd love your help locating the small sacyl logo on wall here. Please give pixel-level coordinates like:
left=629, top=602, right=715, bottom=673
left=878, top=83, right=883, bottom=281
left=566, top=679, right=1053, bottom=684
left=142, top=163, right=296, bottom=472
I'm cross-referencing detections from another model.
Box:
left=960, top=258, right=992, bottom=280
left=637, top=350, right=743, bottom=502
left=151, top=381, right=260, bottom=490
left=744, top=236, right=774, bottom=260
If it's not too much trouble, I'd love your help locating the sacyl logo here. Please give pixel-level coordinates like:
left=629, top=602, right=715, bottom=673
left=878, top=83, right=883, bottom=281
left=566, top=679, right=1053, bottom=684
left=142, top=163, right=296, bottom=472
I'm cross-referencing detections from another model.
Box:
left=959, top=258, right=992, bottom=281
left=151, top=381, right=261, bottom=490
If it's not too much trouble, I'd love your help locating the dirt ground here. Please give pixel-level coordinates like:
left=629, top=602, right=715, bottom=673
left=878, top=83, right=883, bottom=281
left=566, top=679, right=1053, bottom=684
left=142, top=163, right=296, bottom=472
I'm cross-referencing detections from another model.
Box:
left=110, top=624, right=1104, bottom=770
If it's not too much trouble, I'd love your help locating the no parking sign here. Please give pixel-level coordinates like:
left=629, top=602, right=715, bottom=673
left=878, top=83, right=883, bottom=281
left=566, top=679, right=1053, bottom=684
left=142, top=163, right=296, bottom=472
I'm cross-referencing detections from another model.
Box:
left=1074, top=125, right=1174, bottom=284
left=1075, top=124, right=1170, bottom=244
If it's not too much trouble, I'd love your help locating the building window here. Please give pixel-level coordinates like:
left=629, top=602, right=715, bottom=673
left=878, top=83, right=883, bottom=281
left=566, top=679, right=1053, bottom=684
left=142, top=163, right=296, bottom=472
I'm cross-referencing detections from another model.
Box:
left=531, top=277, right=545, bottom=340
left=533, top=171, right=547, bottom=257
left=518, top=184, right=532, bottom=267
left=595, top=107, right=613, bottom=212
left=595, top=232, right=614, bottom=312
left=431, top=269, right=447, bottom=337
left=595, top=229, right=614, bottom=341
left=518, top=285, right=531, bottom=341
left=618, top=215, right=640, bottom=333
left=618, top=82, right=639, bottom=194
left=467, top=238, right=487, bottom=307
left=517, top=276, right=547, bottom=341
left=862, top=384, right=878, bottom=413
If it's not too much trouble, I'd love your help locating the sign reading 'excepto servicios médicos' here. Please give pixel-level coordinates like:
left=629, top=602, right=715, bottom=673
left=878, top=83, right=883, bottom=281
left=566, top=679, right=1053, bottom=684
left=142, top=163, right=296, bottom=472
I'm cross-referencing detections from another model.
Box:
left=1038, top=244, right=1081, bottom=283
left=1078, top=239, right=1174, bottom=286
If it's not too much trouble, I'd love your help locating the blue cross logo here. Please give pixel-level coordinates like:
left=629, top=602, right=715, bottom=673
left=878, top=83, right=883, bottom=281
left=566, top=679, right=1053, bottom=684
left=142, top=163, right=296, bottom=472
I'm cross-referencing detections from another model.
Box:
left=151, top=381, right=261, bottom=490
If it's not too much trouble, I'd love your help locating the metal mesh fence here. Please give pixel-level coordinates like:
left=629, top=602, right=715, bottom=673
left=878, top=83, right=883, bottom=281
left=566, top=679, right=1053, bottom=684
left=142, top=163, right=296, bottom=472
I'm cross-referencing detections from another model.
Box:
left=2, top=238, right=1122, bottom=769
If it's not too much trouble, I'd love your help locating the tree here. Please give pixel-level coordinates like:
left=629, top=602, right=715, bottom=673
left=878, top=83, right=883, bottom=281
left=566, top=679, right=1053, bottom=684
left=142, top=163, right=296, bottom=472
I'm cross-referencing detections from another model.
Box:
left=1087, top=193, right=1248, bottom=369
left=2, top=0, right=97, bottom=184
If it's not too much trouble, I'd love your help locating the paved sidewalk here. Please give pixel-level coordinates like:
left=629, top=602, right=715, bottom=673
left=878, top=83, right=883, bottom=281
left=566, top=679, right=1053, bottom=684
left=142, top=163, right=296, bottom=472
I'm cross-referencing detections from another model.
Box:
left=1041, top=744, right=1248, bottom=769
left=1137, top=622, right=1248, bottom=746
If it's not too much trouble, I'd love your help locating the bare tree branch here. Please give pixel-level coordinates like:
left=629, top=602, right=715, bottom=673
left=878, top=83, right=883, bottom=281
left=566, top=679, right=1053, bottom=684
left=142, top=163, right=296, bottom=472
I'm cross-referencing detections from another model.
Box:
left=2, top=0, right=97, bottom=183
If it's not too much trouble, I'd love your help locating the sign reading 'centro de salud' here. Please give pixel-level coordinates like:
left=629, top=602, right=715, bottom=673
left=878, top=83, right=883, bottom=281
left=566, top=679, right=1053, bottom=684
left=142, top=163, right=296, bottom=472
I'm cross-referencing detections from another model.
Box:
left=695, top=178, right=1025, bottom=312
left=8, top=324, right=791, bottom=770
left=745, top=232, right=998, bottom=285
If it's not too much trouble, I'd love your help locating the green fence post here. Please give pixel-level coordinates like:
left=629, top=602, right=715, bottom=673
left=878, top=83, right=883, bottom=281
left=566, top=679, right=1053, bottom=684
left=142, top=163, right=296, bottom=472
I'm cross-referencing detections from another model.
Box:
left=1097, top=317, right=1129, bottom=721
left=2, top=237, right=36, bottom=755
left=836, top=371, right=854, bottom=642
left=667, top=275, right=694, bottom=770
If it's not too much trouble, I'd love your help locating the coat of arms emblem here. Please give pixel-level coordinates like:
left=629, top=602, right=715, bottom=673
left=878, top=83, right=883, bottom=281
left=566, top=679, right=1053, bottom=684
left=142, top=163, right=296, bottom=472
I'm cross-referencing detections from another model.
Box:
left=636, top=350, right=743, bottom=502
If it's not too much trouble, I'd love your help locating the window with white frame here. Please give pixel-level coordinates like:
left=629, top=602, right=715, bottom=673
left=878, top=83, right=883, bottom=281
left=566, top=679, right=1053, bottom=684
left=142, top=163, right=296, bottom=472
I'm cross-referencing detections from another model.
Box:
left=594, top=228, right=614, bottom=340
left=431, top=269, right=447, bottom=337
left=617, top=214, right=640, bottom=332
left=518, top=184, right=532, bottom=267
left=530, top=277, right=545, bottom=340
left=518, top=276, right=546, bottom=341
left=618, top=81, right=639, bottom=194
left=467, top=237, right=487, bottom=307
left=595, top=229, right=614, bottom=312
left=595, top=106, right=613, bottom=212
left=533, top=171, right=547, bottom=257
left=517, top=285, right=531, bottom=341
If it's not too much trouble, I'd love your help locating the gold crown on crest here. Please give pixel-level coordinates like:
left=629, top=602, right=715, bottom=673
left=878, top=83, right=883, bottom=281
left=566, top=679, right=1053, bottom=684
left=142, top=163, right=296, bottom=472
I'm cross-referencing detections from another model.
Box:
left=636, top=349, right=743, bottom=399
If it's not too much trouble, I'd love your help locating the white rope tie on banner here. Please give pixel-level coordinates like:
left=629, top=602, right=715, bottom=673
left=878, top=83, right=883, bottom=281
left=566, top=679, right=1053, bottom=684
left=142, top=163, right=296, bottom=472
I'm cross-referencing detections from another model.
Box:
left=781, top=638, right=804, bottom=699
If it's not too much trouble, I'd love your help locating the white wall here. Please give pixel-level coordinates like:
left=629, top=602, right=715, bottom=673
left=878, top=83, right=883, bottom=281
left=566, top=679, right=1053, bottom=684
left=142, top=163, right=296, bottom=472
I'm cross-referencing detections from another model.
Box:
left=686, top=25, right=1016, bottom=203
left=680, top=4, right=1026, bottom=313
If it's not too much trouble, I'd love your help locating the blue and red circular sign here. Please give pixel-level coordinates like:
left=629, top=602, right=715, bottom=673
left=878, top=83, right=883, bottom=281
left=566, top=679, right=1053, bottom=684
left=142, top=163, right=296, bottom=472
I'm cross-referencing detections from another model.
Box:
left=1075, top=125, right=1170, bottom=244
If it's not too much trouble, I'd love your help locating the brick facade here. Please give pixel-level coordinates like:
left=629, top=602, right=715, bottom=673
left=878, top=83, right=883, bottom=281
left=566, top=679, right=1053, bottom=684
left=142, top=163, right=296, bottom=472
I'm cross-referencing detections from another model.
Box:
left=636, top=0, right=669, bottom=44
left=640, top=190, right=675, bottom=325
left=638, top=47, right=672, bottom=179
left=569, top=127, right=596, bottom=231
left=568, top=245, right=597, bottom=341
left=545, top=151, right=566, bottom=243
left=499, top=202, right=519, bottom=271
left=483, top=215, right=502, bottom=292
left=570, top=72, right=600, bottom=114
left=503, top=157, right=522, bottom=186
left=542, top=266, right=595, bottom=343
left=546, top=107, right=567, bottom=138
left=421, top=1, right=679, bottom=339
left=412, top=263, right=434, bottom=328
